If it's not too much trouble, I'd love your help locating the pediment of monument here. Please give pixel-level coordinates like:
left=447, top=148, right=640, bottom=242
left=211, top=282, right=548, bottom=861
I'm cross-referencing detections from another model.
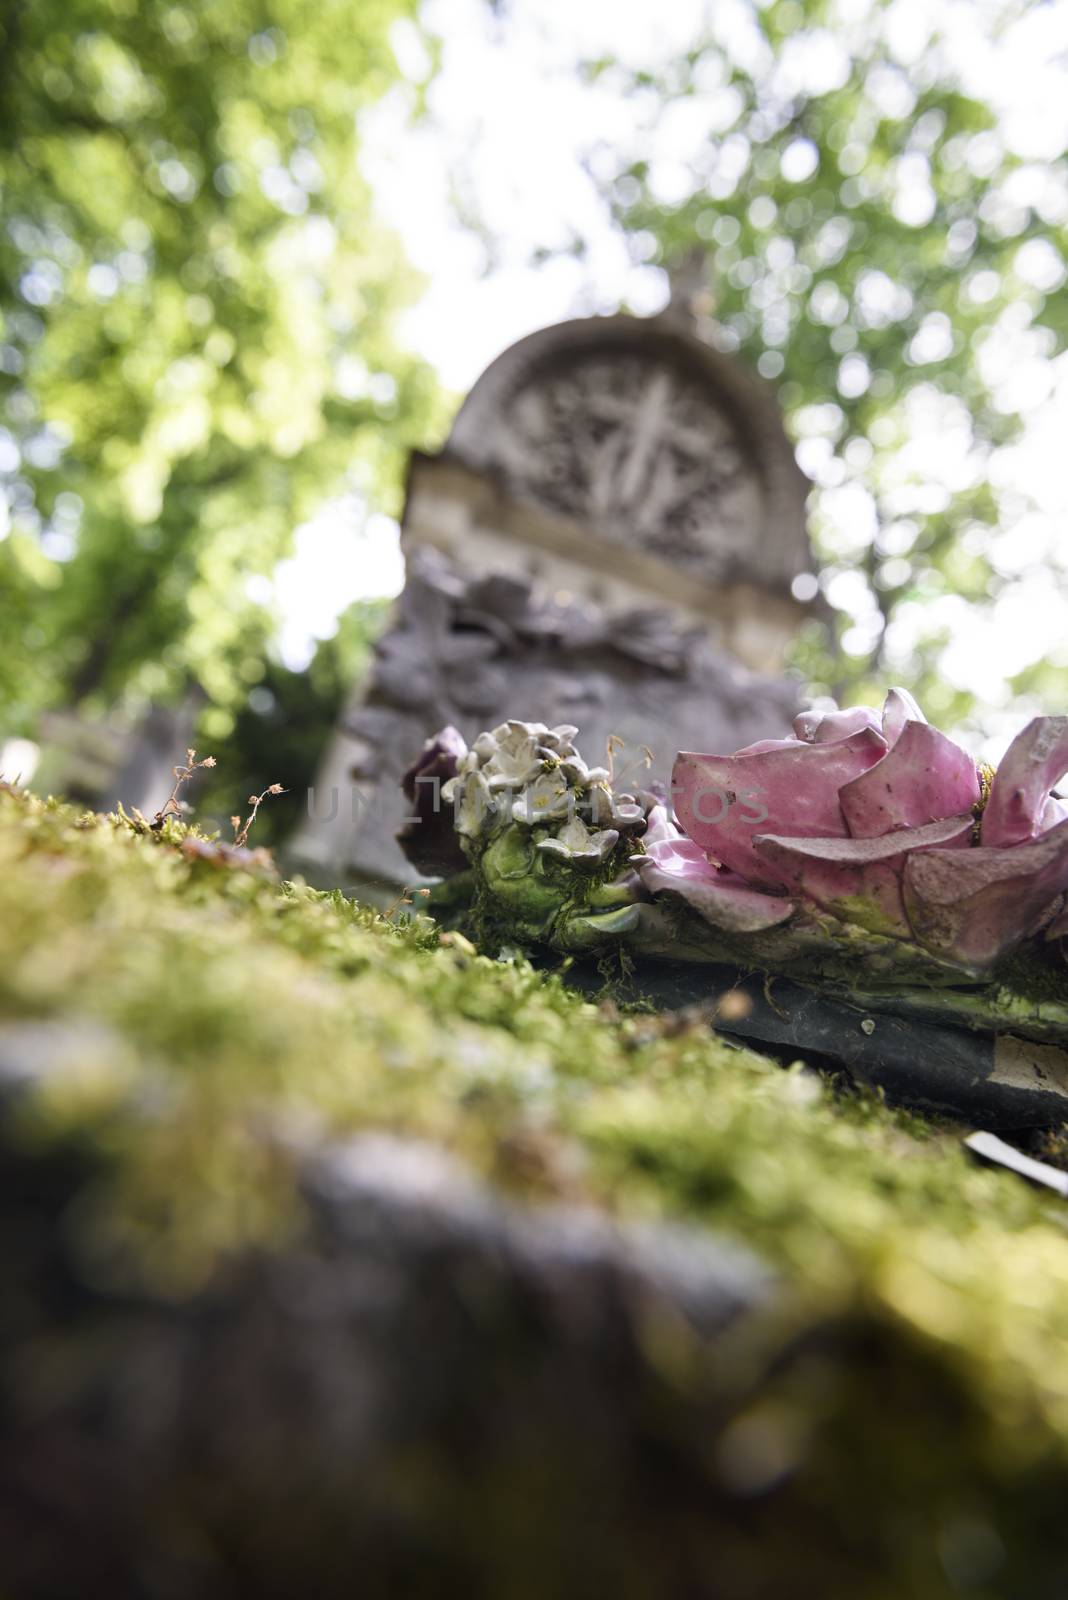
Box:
left=445, top=314, right=812, bottom=595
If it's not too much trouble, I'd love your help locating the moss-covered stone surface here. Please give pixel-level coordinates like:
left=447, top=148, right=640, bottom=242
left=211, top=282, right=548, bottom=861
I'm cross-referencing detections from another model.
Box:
left=5, top=783, right=1068, bottom=1597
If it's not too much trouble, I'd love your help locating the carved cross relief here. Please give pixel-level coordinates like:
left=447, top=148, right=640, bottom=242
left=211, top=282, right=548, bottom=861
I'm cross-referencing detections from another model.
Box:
left=490, top=352, right=764, bottom=584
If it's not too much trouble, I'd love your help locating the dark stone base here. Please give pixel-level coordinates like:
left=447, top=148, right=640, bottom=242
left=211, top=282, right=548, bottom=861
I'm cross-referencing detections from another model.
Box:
left=563, top=961, right=1068, bottom=1130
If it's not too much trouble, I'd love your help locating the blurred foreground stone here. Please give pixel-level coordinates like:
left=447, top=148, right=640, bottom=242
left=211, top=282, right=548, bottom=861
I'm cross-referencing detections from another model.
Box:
left=5, top=1110, right=1068, bottom=1599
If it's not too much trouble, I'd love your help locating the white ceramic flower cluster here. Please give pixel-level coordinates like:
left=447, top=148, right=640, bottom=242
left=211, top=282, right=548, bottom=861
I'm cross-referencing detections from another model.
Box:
left=441, top=720, right=646, bottom=869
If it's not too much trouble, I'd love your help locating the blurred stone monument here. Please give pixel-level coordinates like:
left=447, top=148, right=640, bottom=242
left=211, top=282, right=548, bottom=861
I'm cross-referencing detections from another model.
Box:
left=291, top=297, right=818, bottom=894
left=25, top=700, right=200, bottom=817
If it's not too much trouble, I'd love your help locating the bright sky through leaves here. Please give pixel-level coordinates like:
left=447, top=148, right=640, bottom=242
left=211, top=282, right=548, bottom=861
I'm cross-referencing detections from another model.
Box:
left=306, top=0, right=1068, bottom=759
left=2, top=0, right=1067, bottom=766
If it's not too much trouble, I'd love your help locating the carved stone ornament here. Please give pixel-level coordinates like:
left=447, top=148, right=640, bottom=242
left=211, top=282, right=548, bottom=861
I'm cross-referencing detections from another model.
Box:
left=446, top=314, right=811, bottom=596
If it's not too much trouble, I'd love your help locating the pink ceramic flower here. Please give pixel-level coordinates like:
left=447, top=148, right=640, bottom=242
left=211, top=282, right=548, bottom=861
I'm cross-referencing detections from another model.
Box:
left=634, top=805, right=795, bottom=934
left=647, top=691, right=1068, bottom=971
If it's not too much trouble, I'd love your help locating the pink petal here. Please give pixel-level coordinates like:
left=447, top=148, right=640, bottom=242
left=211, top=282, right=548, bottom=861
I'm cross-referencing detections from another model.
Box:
left=793, top=705, right=882, bottom=743
left=635, top=837, right=795, bottom=933
left=639, top=802, right=684, bottom=849
left=672, top=728, right=887, bottom=890
left=838, top=721, right=980, bottom=839
left=754, top=815, right=974, bottom=937
left=732, top=737, right=808, bottom=756
left=904, top=816, right=1068, bottom=971
left=1042, top=794, right=1068, bottom=831
left=981, top=717, right=1068, bottom=847
left=881, top=687, right=927, bottom=746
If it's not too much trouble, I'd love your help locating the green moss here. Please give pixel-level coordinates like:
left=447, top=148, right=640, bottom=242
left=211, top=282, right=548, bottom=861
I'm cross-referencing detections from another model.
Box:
left=822, top=890, right=913, bottom=941
left=5, top=782, right=1068, bottom=1488
left=992, top=942, right=1068, bottom=1006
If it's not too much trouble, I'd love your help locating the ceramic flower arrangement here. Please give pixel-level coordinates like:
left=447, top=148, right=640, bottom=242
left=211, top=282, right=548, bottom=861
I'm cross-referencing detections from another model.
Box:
left=399, top=696, right=1068, bottom=1112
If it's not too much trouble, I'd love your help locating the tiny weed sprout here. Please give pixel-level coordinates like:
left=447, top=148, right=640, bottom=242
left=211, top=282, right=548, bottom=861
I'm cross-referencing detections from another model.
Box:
left=136, top=749, right=287, bottom=874
left=232, top=783, right=287, bottom=848
left=151, top=749, right=216, bottom=829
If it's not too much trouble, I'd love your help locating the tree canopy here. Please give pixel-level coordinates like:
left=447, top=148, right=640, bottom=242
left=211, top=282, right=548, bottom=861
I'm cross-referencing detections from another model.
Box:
left=0, top=0, right=445, bottom=738
left=422, top=0, right=1066, bottom=736
left=3, top=0, right=1066, bottom=763
left=581, top=0, right=1068, bottom=728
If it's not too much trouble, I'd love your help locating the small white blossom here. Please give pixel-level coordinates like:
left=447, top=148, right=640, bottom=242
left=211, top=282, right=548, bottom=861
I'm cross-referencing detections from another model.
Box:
left=512, top=769, right=573, bottom=826
left=536, top=815, right=620, bottom=869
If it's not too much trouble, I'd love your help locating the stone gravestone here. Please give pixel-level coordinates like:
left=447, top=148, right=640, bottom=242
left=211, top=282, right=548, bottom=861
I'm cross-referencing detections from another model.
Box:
left=291, top=310, right=817, bottom=894
left=29, top=700, right=200, bottom=817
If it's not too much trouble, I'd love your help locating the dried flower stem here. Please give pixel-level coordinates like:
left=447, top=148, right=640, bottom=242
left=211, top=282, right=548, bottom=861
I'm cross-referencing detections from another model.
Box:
left=384, top=885, right=432, bottom=917
left=232, top=784, right=287, bottom=848
left=605, top=734, right=625, bottom=783
left=152, top=749, right=216, bottom=829
left=603, top=735, right=653, bottom=788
